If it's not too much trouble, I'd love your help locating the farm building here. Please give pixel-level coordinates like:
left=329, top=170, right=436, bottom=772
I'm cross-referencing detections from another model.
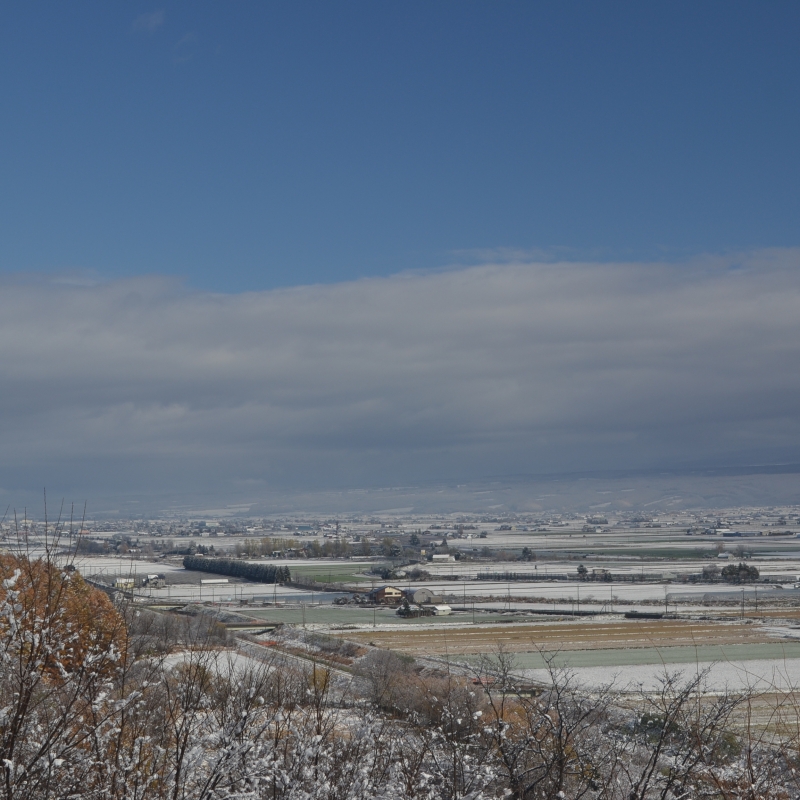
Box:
left=403, top=587, right=443, bottom=605
left=396, top=602, right=435, bottom=618
left=369, top=585, right=403, bottom=604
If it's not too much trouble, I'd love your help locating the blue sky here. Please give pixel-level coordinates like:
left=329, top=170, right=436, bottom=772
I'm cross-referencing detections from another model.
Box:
left=2, top=2, right=799, bottom=291
left=2, top=3, right=800, bottom=512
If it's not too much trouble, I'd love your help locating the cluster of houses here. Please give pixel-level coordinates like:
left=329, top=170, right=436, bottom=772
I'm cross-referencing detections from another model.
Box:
left=112, top=573, right=166, bottom=590
left=367, top=585, right=452, bottom=616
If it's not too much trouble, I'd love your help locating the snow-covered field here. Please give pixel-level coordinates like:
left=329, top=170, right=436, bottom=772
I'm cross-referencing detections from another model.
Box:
left=410, top=578, right=791, bottom=603
left=73, top=556, right=186, bottom=575
left=521, top=657, right=800, bottom=693
left=140, top=583, right=320, bottom=603
left=70, top=555, right=350, bottom=604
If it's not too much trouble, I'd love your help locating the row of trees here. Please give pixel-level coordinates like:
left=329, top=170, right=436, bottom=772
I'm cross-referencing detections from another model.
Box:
left=233, top=537, right=355, bottom=559
left=4, top=545, right=800, bottom=799
left=233, top=537, right=302, bottom=557
left=702, top=562, right=761, bottom=583
left=721, top=562, right=760, bottom=583
left=183, top=555, right=290, bottom=584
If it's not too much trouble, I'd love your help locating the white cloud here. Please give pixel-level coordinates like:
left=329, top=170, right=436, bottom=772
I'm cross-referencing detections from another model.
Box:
left=131, top=10, right=165, bottom=34
left=173, top=31, right=198, bottom=63
left=1, top=250, right=799, bottom=500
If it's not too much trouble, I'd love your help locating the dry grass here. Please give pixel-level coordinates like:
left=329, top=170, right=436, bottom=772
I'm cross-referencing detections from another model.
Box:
left=336, top=619, right=773, bottom=656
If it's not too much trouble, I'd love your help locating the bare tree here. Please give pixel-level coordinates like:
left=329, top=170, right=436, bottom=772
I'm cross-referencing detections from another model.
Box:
left=477, top=648, right=617, bottom=800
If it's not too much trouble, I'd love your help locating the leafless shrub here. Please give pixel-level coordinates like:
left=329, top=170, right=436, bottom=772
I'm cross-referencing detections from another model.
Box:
left=355, top=649, right=416, bottom=711
left=12, top=538, right=800, bottom=800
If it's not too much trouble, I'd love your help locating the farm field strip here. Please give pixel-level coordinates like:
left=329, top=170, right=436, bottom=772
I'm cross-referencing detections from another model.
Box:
left=336, top=620, right=777, bottom=655
left=242, top=607, right=493, bottom=626
left=402, top=580, right=800, bottom=602
left=504, top=643, right=800, bottom=670
left=514, top=653, right=800, bottom=691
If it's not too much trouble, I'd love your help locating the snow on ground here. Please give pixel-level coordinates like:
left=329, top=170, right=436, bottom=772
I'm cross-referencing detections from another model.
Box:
left=159, top=648, right=271, bottom=676
left=140, top=583, right=325, bottom=603
left=520, top=657, right=800, bottom=693
left=410, top=579, right=792, bottom=602
left=73, top=556, right=186, bottom=575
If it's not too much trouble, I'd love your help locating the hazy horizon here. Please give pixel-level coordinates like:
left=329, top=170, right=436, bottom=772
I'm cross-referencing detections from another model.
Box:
left=4, top=461, right=800, bottom=520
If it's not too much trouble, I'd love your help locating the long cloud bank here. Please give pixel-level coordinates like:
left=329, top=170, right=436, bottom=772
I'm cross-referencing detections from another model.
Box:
left=1, top=250, right=799, bottom=501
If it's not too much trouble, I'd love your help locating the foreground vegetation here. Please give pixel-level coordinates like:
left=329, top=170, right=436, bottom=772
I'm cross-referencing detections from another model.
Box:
left=6, top=549, right=800, bottom=799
